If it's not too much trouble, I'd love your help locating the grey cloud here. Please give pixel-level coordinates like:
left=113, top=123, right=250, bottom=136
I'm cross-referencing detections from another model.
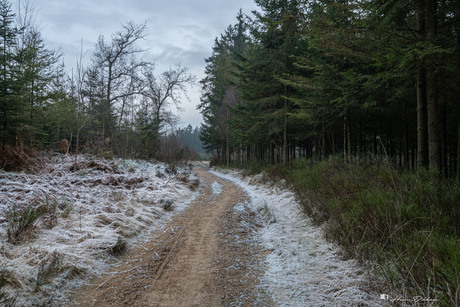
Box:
left=29, top=0, right=259, bottom=127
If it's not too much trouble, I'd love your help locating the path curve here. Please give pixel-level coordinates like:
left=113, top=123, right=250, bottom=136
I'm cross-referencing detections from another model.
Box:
left=70, top=167, right=271, bottom=306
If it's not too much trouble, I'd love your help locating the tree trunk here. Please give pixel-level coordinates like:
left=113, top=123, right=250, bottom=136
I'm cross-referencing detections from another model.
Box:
left=331, top=132, right=335, bottom=156
left=425, top=0, right=439, bottom=171
left=321, top=119, right=326, bottom=160
left=440, top=99, right=447, bottom=177
left=283, top=98, right=288, bottom=165
left=269, top=139, right=273, bottom=164
left=374, top=131, right=378, bottom=155
left=101, top=118, right=105, bottom=151
left=416, top=0, right=428, bottom=168
left=457, top=122, right=460, bottom=180
left=226, top=125, right=229, bottom=166
left=403, top=101, right=410, bottom=169
left=125, top=122, right=130, bottom=157
left=426, top=69, right=439, bottom=171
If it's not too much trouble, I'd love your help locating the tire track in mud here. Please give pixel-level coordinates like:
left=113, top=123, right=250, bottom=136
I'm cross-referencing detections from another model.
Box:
left=71, top=167, right=272, bottom=306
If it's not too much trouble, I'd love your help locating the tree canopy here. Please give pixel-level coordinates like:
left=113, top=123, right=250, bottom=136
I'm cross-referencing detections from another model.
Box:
left=0, top=1, right=200, bottom=161
left=199, top=0, right=460, bottom=178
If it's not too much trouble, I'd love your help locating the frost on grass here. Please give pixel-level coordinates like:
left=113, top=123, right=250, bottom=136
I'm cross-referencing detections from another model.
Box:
left=211, top=181, right=224, bottom=196
left=211, top=169, right=388, bottom=307
left=0, top=154, right=198, bottom=306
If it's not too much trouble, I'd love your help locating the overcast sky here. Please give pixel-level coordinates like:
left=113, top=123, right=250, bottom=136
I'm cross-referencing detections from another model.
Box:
left=28, top=0, right=259, bottom=128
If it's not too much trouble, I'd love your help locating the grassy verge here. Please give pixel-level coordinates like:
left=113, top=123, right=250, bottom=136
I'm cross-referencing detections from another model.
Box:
left=262, top=157, right=459, bottom=305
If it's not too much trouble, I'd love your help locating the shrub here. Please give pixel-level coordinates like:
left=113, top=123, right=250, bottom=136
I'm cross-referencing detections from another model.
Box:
left=160, top=199, right=174, bottom=212
left=188, top=179, right=200, bottom=191
left=6, top=195, right=69, bottom=243
left=282, top=157, right=460, bottom=305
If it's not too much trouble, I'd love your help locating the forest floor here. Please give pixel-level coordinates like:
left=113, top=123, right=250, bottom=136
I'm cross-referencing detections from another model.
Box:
left=70, top=166, right=387, bottom=307
left=1, top=155, right=387, bottom=306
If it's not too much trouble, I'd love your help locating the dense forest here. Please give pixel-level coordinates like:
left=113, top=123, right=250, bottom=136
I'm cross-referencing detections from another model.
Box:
left=0, top=0, right=201, bottom=167
left=199, top=1, right=460, bottom=304
left=199, top=0, right=460, bottom=178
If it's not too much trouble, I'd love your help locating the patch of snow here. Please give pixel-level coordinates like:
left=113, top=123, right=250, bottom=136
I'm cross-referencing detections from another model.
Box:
left=211, top=169, right=387, bottom=307
left=0, top=154, right=199, bottom=306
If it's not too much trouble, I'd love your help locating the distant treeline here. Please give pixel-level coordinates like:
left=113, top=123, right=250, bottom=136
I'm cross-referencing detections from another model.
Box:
left=199, top=0, right=460, bottom=178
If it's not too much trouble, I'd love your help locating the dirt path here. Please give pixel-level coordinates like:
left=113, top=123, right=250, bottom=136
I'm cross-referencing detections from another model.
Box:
left=70, top=167, right=272, bottom=306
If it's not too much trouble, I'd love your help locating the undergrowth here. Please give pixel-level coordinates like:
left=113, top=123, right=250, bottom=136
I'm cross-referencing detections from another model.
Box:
left=6, top=202, right=47, bottom=244
left=6, top=195, right=73, bottom=244
left=35, top=251, right=63, bottom=291
left=275, top=157, right=460, bottom=306
left=0, top=143, right=34, bottom=172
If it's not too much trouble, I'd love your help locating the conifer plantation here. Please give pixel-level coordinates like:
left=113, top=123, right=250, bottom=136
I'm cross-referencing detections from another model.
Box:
left=199, top=0, right=460, bottom=304
left=200, top=0, right=460, bottom=177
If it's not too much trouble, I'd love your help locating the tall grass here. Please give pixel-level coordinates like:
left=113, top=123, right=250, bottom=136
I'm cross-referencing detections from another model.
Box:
left=279, top=157, right=460, bottom=306
left=6, top=203, right=47, bottom=244
left=6, top=194, right=65, bottom=244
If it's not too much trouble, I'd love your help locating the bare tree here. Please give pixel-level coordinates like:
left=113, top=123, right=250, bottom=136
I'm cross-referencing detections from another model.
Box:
left=92, top=21, right=148, bottom=149
left=141, top=64, right=195, bottom=136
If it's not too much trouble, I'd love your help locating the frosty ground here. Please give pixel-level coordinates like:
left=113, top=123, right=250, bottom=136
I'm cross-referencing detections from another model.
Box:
left=0, top=154, right=199, bottom=306
left=211, top=169, right=387, bottom=306
left=0, top=154, right=387, bottom=306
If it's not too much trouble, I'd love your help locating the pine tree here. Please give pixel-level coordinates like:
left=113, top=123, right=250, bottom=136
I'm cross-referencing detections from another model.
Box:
left=0, top=0, right=21, bottom=144
left=199, top=14, right=249, bottom=163
left=236, top=0, right=307, bottom=163
left=16, top=27, right=63, bottom=147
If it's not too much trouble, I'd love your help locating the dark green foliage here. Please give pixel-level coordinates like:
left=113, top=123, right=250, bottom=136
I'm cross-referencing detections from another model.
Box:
left=201, top=0, right=459, bottom=304
left=198, top=11, right=250, bottom=164
left=0, top=0, right=23, bottom=145
left=201, top=0, right=460, bottom=179
left=176, top=125, right=207, bottom=159
left=0, top=0, right=71, bottom=150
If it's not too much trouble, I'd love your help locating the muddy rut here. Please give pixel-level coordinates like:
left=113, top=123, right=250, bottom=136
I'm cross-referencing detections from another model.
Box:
left=70, top=167, right=271, bottom=306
